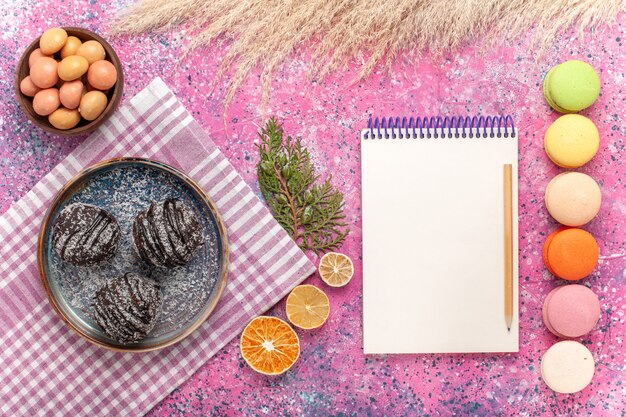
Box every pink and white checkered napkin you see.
[0,78,316,417]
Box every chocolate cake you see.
[52,203,120,266]
[93,273,163,344]
[132,198,203,268]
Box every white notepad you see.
[361,116,519,354]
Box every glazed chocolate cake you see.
[53,203,120,266]
[132,198,203,268]
[93,273,163,344]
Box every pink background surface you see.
[1,1,625,416]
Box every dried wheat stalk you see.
[110,0,626,108]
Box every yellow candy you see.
[79,91,108,121]
[58,55,89,81]
[60,36,82,59]
[49,108,81,130]
[40,28,68,55]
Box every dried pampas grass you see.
[110,0,626,107]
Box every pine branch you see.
[256,118,349,254]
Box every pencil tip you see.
[507,327,511,332]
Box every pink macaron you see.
[542,287,562,336]
[542,284,600,338]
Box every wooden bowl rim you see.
[15,27,124,136]
[37,157,230,352]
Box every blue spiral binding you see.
[364,115,516,139]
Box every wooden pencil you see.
[503,164,513,331]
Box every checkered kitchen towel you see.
[0,78,316,416]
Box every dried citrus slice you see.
[240,316,300,375]
[286,285,330,329]
[319,252,354,287]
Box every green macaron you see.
[543,60,600,113]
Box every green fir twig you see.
[256,118,349,254]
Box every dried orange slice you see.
[286,285,330,329]
[240,316,300,375]
[319,252,354,287]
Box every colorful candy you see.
[79,91,108,121]
[19,76,41,97]
[58,55,89,81]
[19,28,117,129]
[48,108,81,130]
[39,28,68,55]
[59,80,85,109]
[32,88,60,116]
[76,40,106,64]
[60,36,82,59]
[87,60,117,90]
[30,57,58,89]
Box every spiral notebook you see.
[361,116,519,354]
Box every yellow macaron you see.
[544,114,599,168]
[544,115,599,168]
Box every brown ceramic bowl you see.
[15,27,123,136]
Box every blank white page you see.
[361,130,519,354]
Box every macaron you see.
[545,172,601,226]
[543,228,599,280]
[542,284,601,338]
[544,115,599,168]
[541,340,595,394]
[543,60,600,113]
[542,287,562,336]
